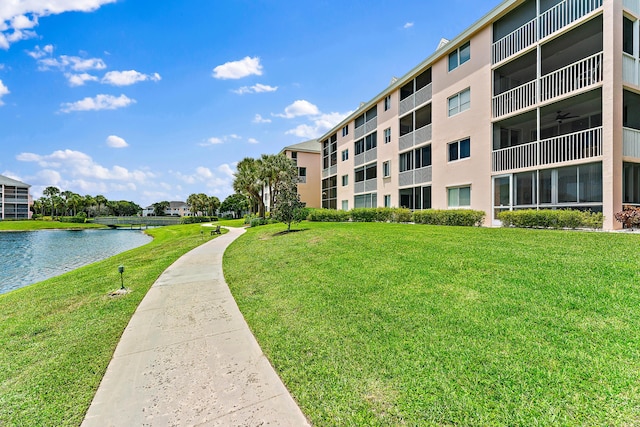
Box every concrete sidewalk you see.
[82,227,310,426]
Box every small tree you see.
[271,174,306,232]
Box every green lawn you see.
[223,222,640,426]
[0,224,223,426]
[0,220,105,231]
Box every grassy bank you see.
[224,222,640,426]
[0,220,106,231]
[0,223,223,426]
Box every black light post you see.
[118,265,125,289]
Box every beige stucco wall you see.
[288,149,322,208]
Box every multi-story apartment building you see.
[0,174,32,220]
[264,140,322,211]
[319,0,639,230]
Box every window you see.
[322,176,337,209]
[448,186,471,208]
[355,114,365,128]
[291,152,297,160]
[342,149,349,161]
[399,151,414,172]
[400,186,432,210]
[365,106,377,122]
[355,139,365,155]
[400,146,431,172]
[383,161,391,178]
[322,134,337,169]
[342,200,349,211]
[448,41,470,71]
[342,174,348,186]
[384,195,391,207]
[354,193,377,208]
[624,16,634,56]
[365,132,377,150]
[448,88,471,116]
[384,128,391,144]
[298,167,306,177]
[384,95,391,111]
[448,138,470,161]
[355,163,377,182]
[342,125,349,137]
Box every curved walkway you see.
[82,227,310,426]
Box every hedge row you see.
[307,208,485,227]
[58,215,87,223]
[181,216,218,224]
[497,209,603,229]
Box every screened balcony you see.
[492,0,602,64]
[492,15,602,118]
[399,104,432,151]
[624,90,640,158]
[493,90,602,172]
[399,68,432,116]
[354,106,377,139]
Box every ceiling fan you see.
[555,110,578,123]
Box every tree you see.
[207,195,221,217]
[233,157,265,217]
[43,186,60,217]
[95,195,107,216]
[220,193,249,219]
[152,201,170,216]
[271,166,306,232]
[83,195,96,217]
[259,154,297,212]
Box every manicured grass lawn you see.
[216,218,246,227]
[224,222,640,426]
[0,224,224,426]
[0,220,105,231]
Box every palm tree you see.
[83,195,95,217]
[95,195,107,216]
[207,196,221,216]
[42,186,60,218]
[233,157,265,217]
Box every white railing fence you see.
[624,127,640,157]
[492,80,536,117]
[540,51,602,102]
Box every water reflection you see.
[0,229,152,294]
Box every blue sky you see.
[0,0,497,207]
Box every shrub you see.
[413,209,485,227]
[374,208,394,222]
[392,208,413,223]
[181,216,218,224]
[614,206,640,229]
[58,215,87,224]
[350,208,378,222]
[307,209,350,222]
[498,209,603,229]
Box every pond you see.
[0,229,153,295]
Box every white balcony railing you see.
[492,126,602,172]
[624,127,640,157]
[539,0,602,39]
[624,54,638,86]
[492,18,537,64]
[491,0,602,64]
[492,80,536,118]
[540,51,602,102]
[625,0,640,16]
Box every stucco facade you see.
[319,0,639,230]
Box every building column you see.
[602,0,623,230]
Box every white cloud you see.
[404,22,414,29]
[199,134,242,147]
[1,0,117,49]
[60,94,135,113]
[0,79,9,105]
[170,164,235,196]
[17,149,154,184]
[212,56,263,80]
[106,135,128,148]
[26,44,53,59]
[37,54,106,71]
[203,137,223,146]
[102,70,161,86]
[285,111,352,139]
[247,138,259,144]
[232,83,278,95]
[274,100,320,118]
[65,72,98,86]
[253,114,271,124]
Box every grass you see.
[223,222,640,426]
[0,220,106,231]
[0,223,225,426]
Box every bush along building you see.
[318,0,640,230]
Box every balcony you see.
[399,124,432,151]
[492,52,602,118]
[322,165,337,178]
[399,166,432,187]
[354,147,378,167]
[354,179,377,194]
[399,83,432,116]
[492,126,602,172]
[624,127,640,158]
[624,54,639,86]
[492,0,602,64]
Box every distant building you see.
[0,174,32,220]
[264,139,322,211]
[142,201,191,217]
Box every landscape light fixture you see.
[118,265,125,289]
